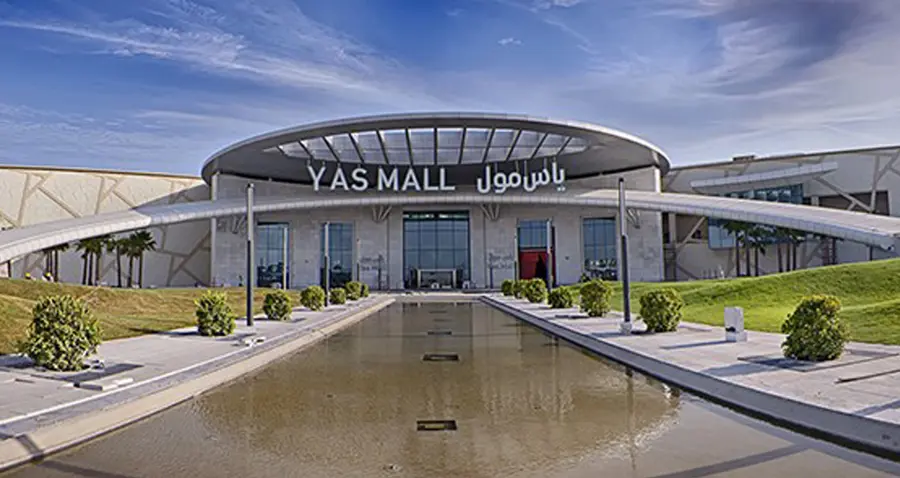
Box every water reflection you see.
[191,302,680,477]
[6,301,898,478]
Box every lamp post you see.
[513,230,519,281]
[282,225,288,290]
[619,178,632,334]
[245,184,255,327]
[545,219,553,291]
[323,222,330,305]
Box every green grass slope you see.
[0,280,301,354]
[604,258,900,345]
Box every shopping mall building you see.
[2,113,900,290]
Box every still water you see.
[5,301,899,477]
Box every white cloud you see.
[498,37,522,46]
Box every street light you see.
[619,177,632,334]
[245,184,255,327]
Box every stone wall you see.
[0,166,210,287]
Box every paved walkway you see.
[484,295,900,457]
[0,296,392,444]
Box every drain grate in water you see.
[427,330,453,336]
[422,353,459,362]
[417,420,457,431]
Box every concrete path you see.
[483,295,900,458]
[0,295,393,471]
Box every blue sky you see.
[1,0,898,174]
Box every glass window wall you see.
[708,184,803,249]
[583,218,617,280]
[256,223,289,288]
[403,211,469,288]
[320,222,354,288]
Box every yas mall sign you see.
[307,162,566,195]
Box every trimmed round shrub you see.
[330,287,347,305]
[548,287,577,309]
[580,279,612,317]
[361,282,370,298]
[300,285,326,311]
[781,295,848,361]
[501,279,515,296]
[345,281,362,301]
[263,290,292,321]
[639,289,684,333]
[20,295,102,371]
[196,290,236,337]
[513,280,526,299]
[523,278,548,304]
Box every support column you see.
[245,183,255,327]
[619,178,632,334]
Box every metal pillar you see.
[323,222,330,305]
[246,184,255,327]
[619,178,632,334]
[356,237,361,281]
[513,230,519,280]
[281,226,288,289]
[545,219,553,291]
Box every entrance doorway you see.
[517,220,556,286]
[403,211,470,289]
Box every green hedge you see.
[580,279,612,317]
[330,287,347,305]
[548,287,577,309]
[360,282,370,298]
[523,278,548,304]
[345,281,363,301]
[20,295,102,371]
[501,279,515,296]
[263,290,292,321]
[196,291,236,337]
[513,280,526,299]
[781,295,848,361]
[300,285,326,311]
[639,289,684,332]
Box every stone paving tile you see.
[0,297,386,429]
[492,295,900,427]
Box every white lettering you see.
[422,167,440,191]
[476,166,492,194]
[330,168,349,191]
[308,164,327,192]
[377,167,398,191]
[493,171,509,194]
[351,167,369,192]
[439,167,455,191]
[507,172,522,189]
[401,168,421,192]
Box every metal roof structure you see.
[2,190,899,266]
[201,113,670,184]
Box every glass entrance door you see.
[403,211,470,289]
[256,223,289,288]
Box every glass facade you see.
[708,184,804,249]
[256,223,289,288]
[320,222,354,288]
[403,211,470,289]
[583,218,617,280]
[517,220,549,249]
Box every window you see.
[583,218,617,280]
[708,184,803,249]
[256,223,289,288]
[321,222,354,288]
[517,220,549,249]
[403,211,469,288]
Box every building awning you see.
[690,162,838,195]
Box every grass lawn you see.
[0,280,302,355]
[599,258,900,345]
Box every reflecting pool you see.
[5,301,899,477]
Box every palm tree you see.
[126,230,156,288]
[93,234,112,285]
[42,243,69,281]
[721,220,750,277]
[106,236,125,287]
[75,239,93,285]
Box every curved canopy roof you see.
[201,113,670,185]
[2,191,899,267]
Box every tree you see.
[107,237,126,288]
[126,230,156,288]
[721,220,750,277]
[747,225,770,276]
[42,243,69,281]
[93,234,112,285]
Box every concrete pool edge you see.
[0,296,395,472]
[481,295,900,459]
